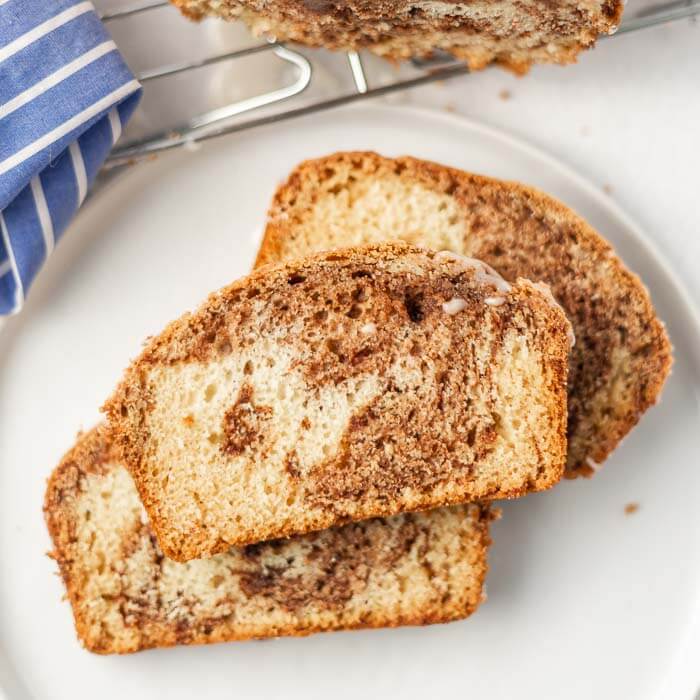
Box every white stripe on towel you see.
[30,176,55,256]
[0,2,95,64]
[0,213,25,312]
[0,80,140,176]
[0,259,11,278]
[69,142,88,205]
[0,41,117,119]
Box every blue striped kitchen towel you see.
[0,0,142,315]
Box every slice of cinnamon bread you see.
[45,426,493,654]
[257,152,672,477]
[172,0,623,74]
[104,243,570,561]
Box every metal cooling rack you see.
[103,0,700,166]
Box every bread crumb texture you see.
[171,0,623,74]
[44,427,493,654]
[104,243,569,560]
[257,152,672,478]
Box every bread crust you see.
[256,152,673,477]
[45,426,494,654]
[104,243,569,560]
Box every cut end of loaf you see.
[257,151,673,478]
[44,426,493,654]
[104,243,570,561]
[171,0,623,74]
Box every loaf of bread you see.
[257,152,672,477]
[44,426,493,654]
[104,243,570,561]
[172,0,623,73]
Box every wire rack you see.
[102,0,700,167]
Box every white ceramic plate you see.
[1,105,698,700]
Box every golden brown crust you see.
[256,152,673,477]
[104,243,569,561]
[43,426,119,653]
[45,427,493,654]
[171,0,623,74]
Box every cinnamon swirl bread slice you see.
[172,0,623,73]
[45,426,494,654]
[104,243,570,561]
